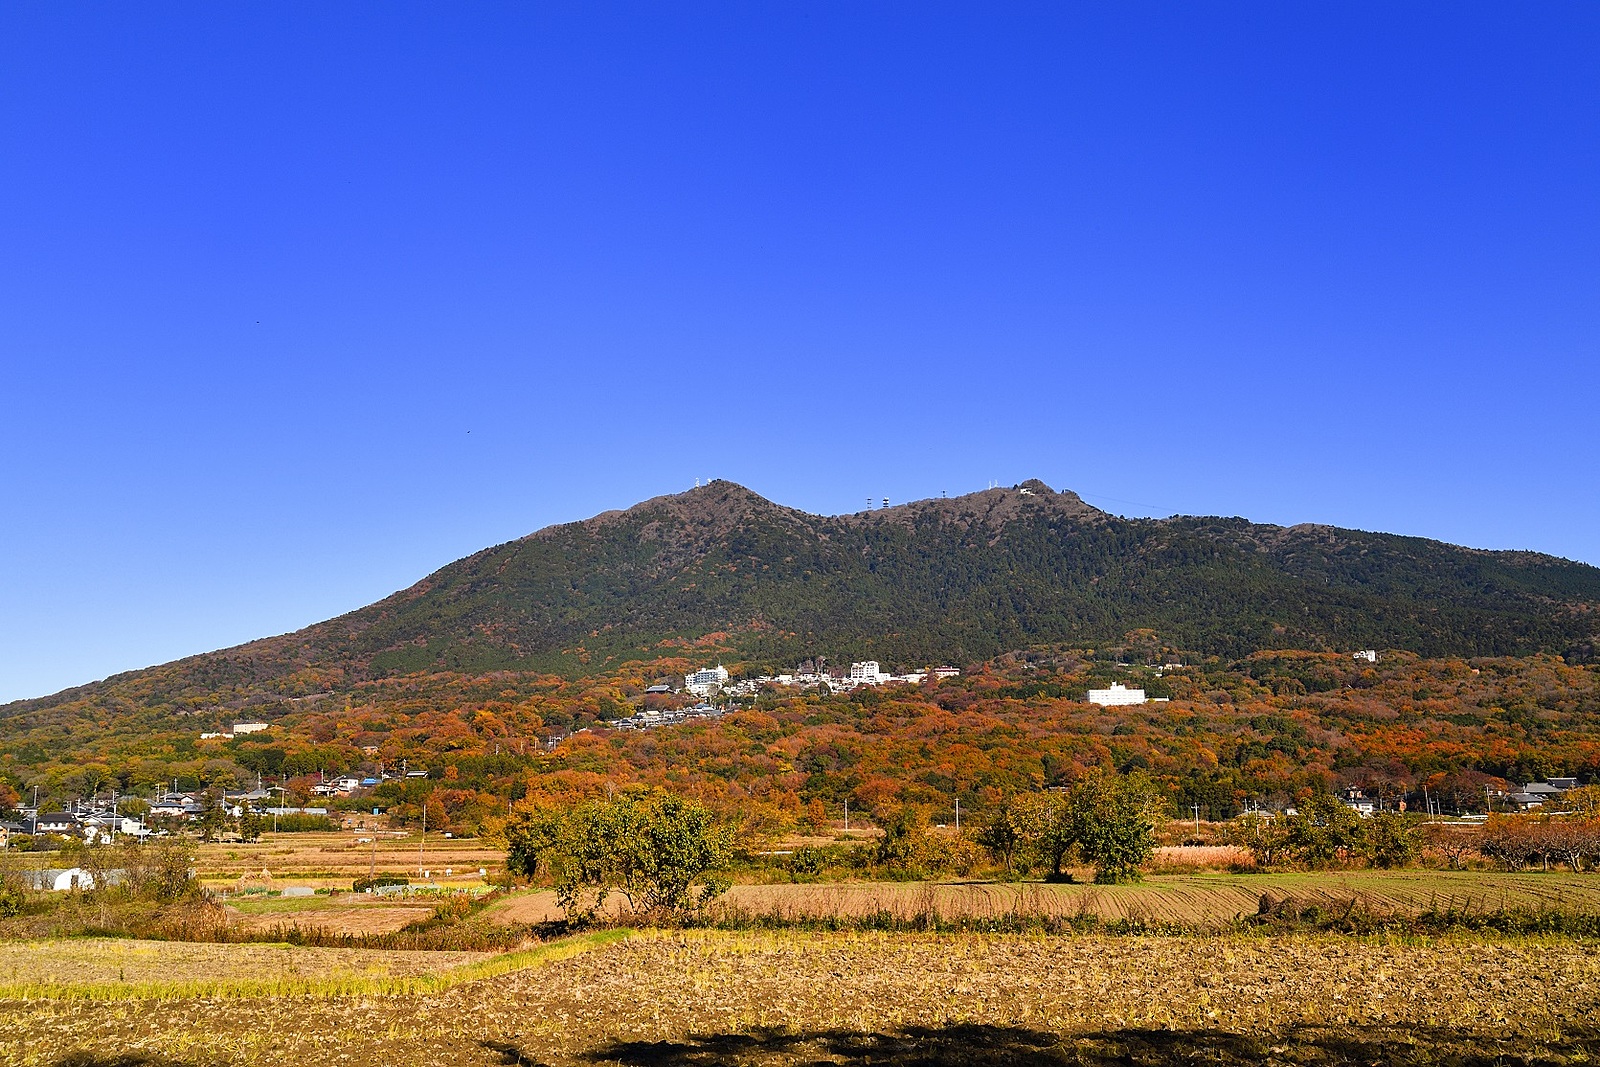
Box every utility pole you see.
[419,799,426,878]
[270,785,285,835]
[954,798,961,833]
[1192,803,1201,836]
[844,799,849,832]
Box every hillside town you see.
[607,661,960,731]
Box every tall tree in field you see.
[1067,768,1164,884]
[505,789,733,919]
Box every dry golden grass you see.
[0,937,489,987]
[223,900,436,936]
[0,929,1595,1065]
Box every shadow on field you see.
[476,1022,1600,1066]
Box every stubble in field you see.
[0,930,1595,1065]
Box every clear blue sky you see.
[3,4,1597,702]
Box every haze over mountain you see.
[11,481,1600,716]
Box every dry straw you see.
[0,928,633,1002]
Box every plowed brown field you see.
[482,870,1600,929]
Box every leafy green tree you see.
[1229,811,1291,868]
[239,808,266,843]
[977,800,1025,875]
[875,805,931,874]
[1018,792,1077,880]
[1067,769,1162,884]
[197,788,233,843]
[505,789,733,919]
[1362,811,1421,868]
[1283,794,1365,868]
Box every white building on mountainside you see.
[849,661,884,684]
[684,665,730,696]
[1087,683,1147,707]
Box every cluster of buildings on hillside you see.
[198,721,271,741]
[0,766,441,846]
[722,661,961,697]
[1504,777,1581,811]
[610,661,961,733]
[659,662,960,701]
[1332,777,1582,818]
[1,803,149,846]
[610,702,725,731]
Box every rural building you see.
[1508,779,1575,810]
[1340,787,1377,817]
[32,812,78,835]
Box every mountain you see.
[12,480,1600,714]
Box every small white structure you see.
[1353,650,1378,663]
[684,665,730,697]
[1087,683,1147,707]
[849,661,883,684]
[231,722,270,735]
[932,666,961,680]
[21,867,100,892]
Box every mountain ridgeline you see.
[16,480,1600,709]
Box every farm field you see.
[195,831,503,891]
[0,929,1595,1065]
[222,894,437,936]
[0,938,488,989]
[482,869,1600,930]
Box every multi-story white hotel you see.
[684,665,730,696]
[1087,683,1147,706]
[849,661,883,683]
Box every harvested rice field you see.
[223,898,437,936]
[483,870,1600,929]
[0,930,1596,1065]
[196,831,502,891]
[0,937,489,988]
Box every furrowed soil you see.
[0,931,1595,1065]
[482,870,1600,929]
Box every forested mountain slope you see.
[10,479,1600,719]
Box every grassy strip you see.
[0,928,634,1002]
